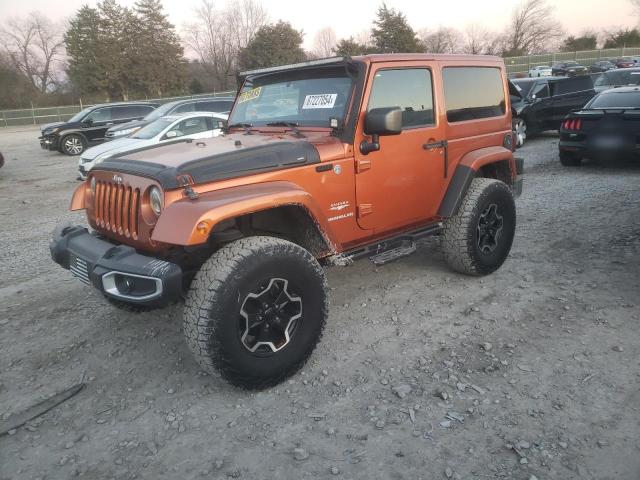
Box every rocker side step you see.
[369,240,417,265]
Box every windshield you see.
[143,102,176,122]
[588,91,640,109]
[228,67,354,128]
[68,107,94,123]
[132,118,172,139]
[512,80,535,97]
[595,69,640,86]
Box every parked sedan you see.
[613,57,635,69]
[39,102,158,156]
[78,112,227,179]
[105,96,234,140]
[552,61,588,77]
[593,67,640,93]
[589,60,616,73]
[559,86,640,166]
[529,65,552,77]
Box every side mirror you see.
[360,107,402,155]
[216,120,227,129]
[364,107,402,136]
[83,118,93,126]
[165,130,178,139]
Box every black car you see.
[559,86,640,166]
[551,61,588,77]
[39,102,158,156]
[105,97,234,140]
[510,76,595,146]
[593,67,640,93]
[589,60,616,73]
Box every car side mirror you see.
[216,120,227,129]
[83,119,93,126]
[165,130,178,139]
[361,107,402,155]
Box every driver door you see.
[354,65,446,233]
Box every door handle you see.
[423,139,449,178]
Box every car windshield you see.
[588,91,640,109]
[512,80,535,97]
[143,102,176,122]
[595,70,640,87]
[228,66,354,128]
[68,107,94,123]
[132,118,173,139]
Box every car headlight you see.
[114,127,139,137]
[90,176,96,193]
[93,153,112,166]
[149,187,163,215]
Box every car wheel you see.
[61,134,86,156]
[442,178,516,276]
[512,118,527,147]
[183,236,328,389]
[559,151,582,167]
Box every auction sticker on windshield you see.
[238,87,262,103]
[302,94,337,109]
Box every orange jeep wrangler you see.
[51,54,523,389]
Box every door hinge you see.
[356,159,371,173]
[357,204,373,217]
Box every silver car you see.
[78,112,227,179]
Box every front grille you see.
[94,180,140,239]
[69,255,90,285]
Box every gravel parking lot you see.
[1,126,639,480]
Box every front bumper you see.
[50,224,182,307]
[39,135,59,151]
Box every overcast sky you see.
[0,0,636,49]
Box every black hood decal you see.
[94,139,321,189]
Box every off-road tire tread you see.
[183,236,327,390]
[442,178,514,276]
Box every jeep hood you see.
[93,133,336,189]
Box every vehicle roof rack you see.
[240,56,349,78]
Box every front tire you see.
[512,118,527,147]
[442,178,516,276]
[183,236,328,389]
[61,134,86,156]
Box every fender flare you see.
[151,180,337,249]
[437,146,514,218]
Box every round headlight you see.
[90,176,96,193]
[149,187,163,215]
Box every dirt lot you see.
[0,126,639,480]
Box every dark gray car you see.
[593,67,640,93]
[105,97,234,140]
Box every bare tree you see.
[462,24,497,54]
[312,27,337,58]
[183,0,267,89]
[502,0,563,55]
[1,12,65,93]
[419,27,462,54]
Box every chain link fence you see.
[505,47,640,75]
[0,91,236,128]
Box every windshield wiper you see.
[266,121,305,137]
[227,122,254,134]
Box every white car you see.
[529,65,552,77]
[78,112,227,179]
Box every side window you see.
[85,107,111,123]
[111,106,135,120]
[443,67,506,122]
[133,105,155,117]
[197,100,233,112]
[367,69,435,128]
[166,116,210,137]
[173,102,196,114]
[532,83,549,99]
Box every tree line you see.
[1,0,640,109]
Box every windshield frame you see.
[228,61,365,141]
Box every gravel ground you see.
[0,127,639,480]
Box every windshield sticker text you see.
[302,94,337,109]
[238,87,262,103]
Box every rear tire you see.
[183,236,327,389]
[559,151,582,166]
[442,178,516,276]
